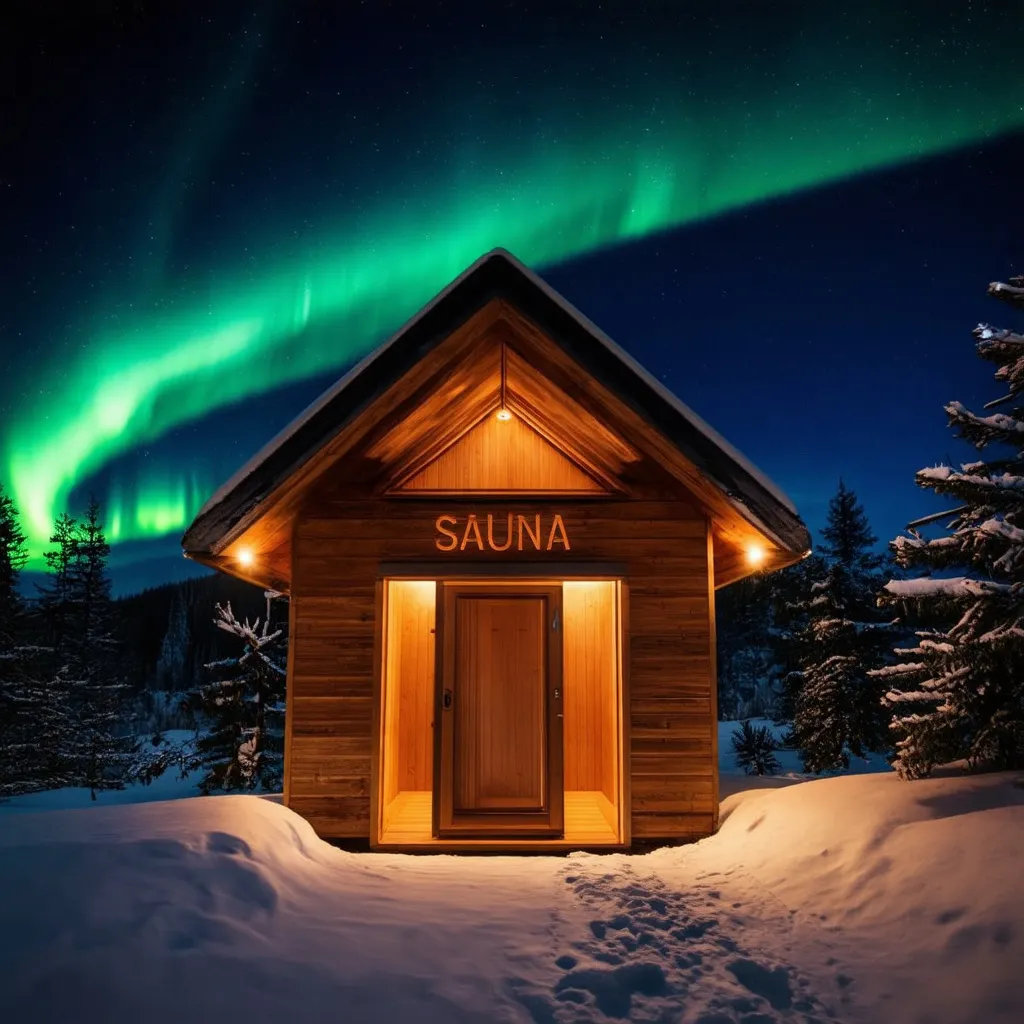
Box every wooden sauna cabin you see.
[181,248,810,851]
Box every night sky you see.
[2,1,1022,594]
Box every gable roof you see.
[182,248,810,559]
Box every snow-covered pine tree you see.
[68,498,135,797]
[183,594,287,793]
[877,276,1024,777]
[792,481,890,772]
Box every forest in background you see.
[2,273,1023,796]
[116,571,279,727]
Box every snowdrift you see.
[1,771,1022,1023]
[650,770,1024,1024]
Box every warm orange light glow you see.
[496,408,512,421]
[562,579,608,591]
[746,543,766,567]
[236,547,254,568]
[390,579,435,607]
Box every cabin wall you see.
[287,498,716,842]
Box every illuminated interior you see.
[377,578,624,846]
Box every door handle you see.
[443,688,453,711]
[551,608,560,631]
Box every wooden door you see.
[435,583,564,837]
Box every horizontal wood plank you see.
[291,697,373,738]
[630,776,714,812]
[628,595,710,625]
[631,812,715,838]
[289,796,371,836]
[631,752,716,776]
[630,735,712,756]
[630,697,712,716]
[291,673,374,699]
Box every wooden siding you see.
[287,497,716,842]
[396,410,607,493]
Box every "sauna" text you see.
[435,513,571,552]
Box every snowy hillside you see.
[2,770,1022,1023]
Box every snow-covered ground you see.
[2,727,1021,1023]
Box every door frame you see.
[433,580,565,838]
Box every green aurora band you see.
[6,12,1024,564]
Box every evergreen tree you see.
[29,511,81,788]
[716,553,834,723]
[766,553,826,723]
[68,498,134,797]
[156,586,190,691]
[819,480,883,570]
[0,483,27,622]
[716,574,776,719]
[31,500,137,795]
[792,481,890,772]
[183,594,287,793]
[730,720,781,776]
[0,484,45,796]
[877,276,1024,777]
[37,512,78,657]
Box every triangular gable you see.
[181,248,811,589]
[391,410,610,494]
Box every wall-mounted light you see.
[237,547,254,568]
[745,543,766,567]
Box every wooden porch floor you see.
[378,790,621,849]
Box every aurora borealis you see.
[4,2,1024,582]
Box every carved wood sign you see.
[435,513,571,552]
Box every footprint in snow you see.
[511,864,850,1022]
